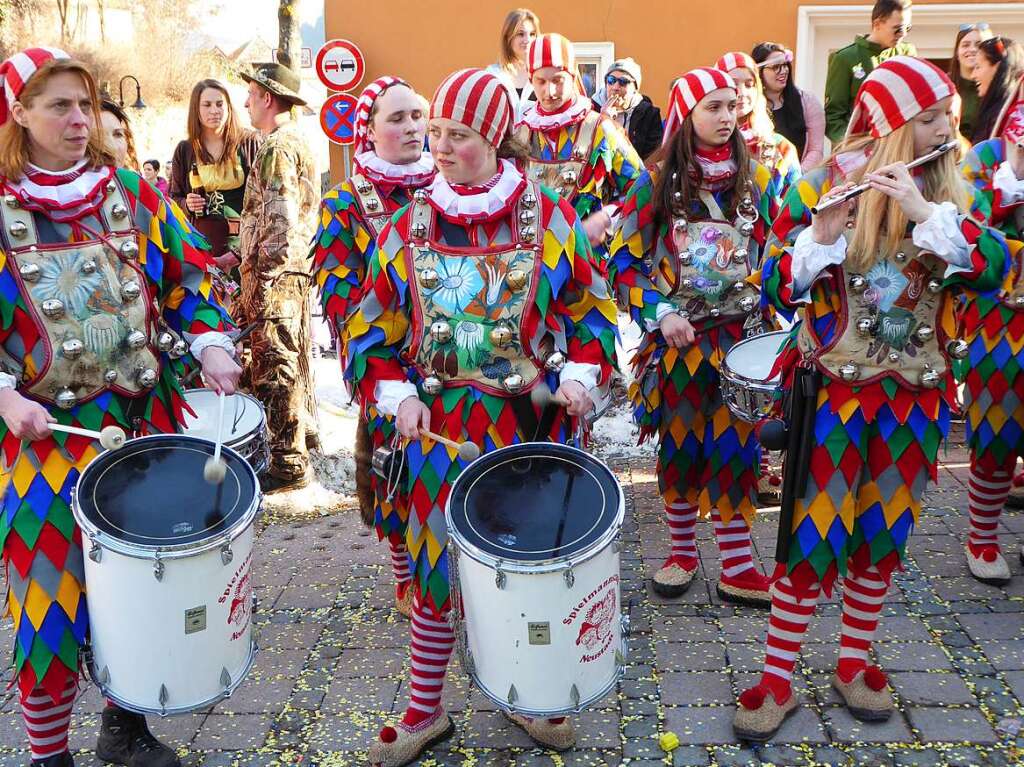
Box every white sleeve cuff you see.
[645,301,677,332]
[993,161,1024,204]
[0,372,16,390]
[791,226,846,302]
[190,331,236,359]
[374,380,419,417]
[559,361,601,391]
[912,202,971,276]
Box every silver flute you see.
[810,140,959,215]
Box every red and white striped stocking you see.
[401,595,455,728]
[21,679,76,760]
[390,538,412,585]
[711,508,755,577]
[967,465,1011,553]
[837,565,888,682]
[664,500,698,564]
[758,576,820,701]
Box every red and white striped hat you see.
[715,52,758,76]
[663,67,736,146]
[353,75,409,155]
[0,47,70,127]
[992,73,1024,141]
[528,33,575,76]
[430,68,513,148]
[846,56,955,139]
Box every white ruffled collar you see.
[8,161,116,222]
[519,96,592,131]
[427,159,526,222]
[354,151,435,186]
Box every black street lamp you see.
[118,75,146,110]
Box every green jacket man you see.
[823,0,917,142]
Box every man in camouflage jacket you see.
[239,62,319,492]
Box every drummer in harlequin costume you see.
[0,49,241,766]
[608,67,782,607]
[516,33,643,255]
[349,68,619,766]
[310,76,434,618]
[715,52,802,197]
[957,89,1024,584]
[734,56,1009,740]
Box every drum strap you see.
[509,393,563,443]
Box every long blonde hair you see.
[835,124,970,273]
[498,8,540,71]
[0,59,115,180]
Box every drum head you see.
[181,390,265,444]
[75,435,258,548]
[726,331,789,382]
[447,443,621,563]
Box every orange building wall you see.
[324,0,999,177]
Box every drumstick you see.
[420,429,481,461]
[203,390,228,484]
[810,140,958,215]
[179,322,259,387]
[48,423,126,451]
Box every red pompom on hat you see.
[430,68,513,148]
[352,75,409,155]
[527,33,575,76]
[716,51,758,75]
[845,55,955,139]
[0,46,70,127]
[662,67,736,146]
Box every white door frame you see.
[575,41,616,95]
[796,3,1024,100]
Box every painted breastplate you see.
[405,184,553,397]
[351,173,396,239]
[798,239,967,390]
[654,191,760,324]
[518,112,600,201]
[0,181,165,409]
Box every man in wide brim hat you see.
[240,61,307,106]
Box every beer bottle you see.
[190,161,208,218]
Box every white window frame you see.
[574,41,616,97]
[796,3,1024,101]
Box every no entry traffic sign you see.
[316,39,365,92]
[320,93,359,146]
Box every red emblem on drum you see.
[575,590,616,652]
[219,552,253,641]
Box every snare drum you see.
[446,443,626,717]
[181,389,270,474]
[720,331,788,423]
[73,435,260,715]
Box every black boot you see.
[30,753,74,767]
[96,706,180,767]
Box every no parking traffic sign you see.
[316,39,365,92]
[320,93,359,146]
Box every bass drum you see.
[446,442,626,717]
[73,435,260,715]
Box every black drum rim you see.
[72,434,262,560]
[445,441,625,573]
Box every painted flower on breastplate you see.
[32,251,128,355]
[864,261,908,313]
[430,258,485,314]
[454,320,486,366]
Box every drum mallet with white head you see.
[48,423,127,451]
[420,429,481,461]
[203,390,228,484]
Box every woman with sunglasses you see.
[593,58,663,160]
[972,36,1024,143]
[752,43,825,171]
[948,23,996,139]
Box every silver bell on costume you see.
[918,368,941,389]
[488,325,513,348]
[120,240,140,259]
[42,299,65,319]
[413,189,429,204]
[913,325,934,342]
[855,317,875,337]
[506,270,528,291]
[561,169,578,185]
[19,263,40,282]
[887,351,901,363]
[170,340,188,358]
[927,279,943,294]
[356,181,373,194]
[946,339,969,359]
[110,203,129,221]
[126,330,148,350]
[8,221,28,239]
[137,368,159,388]
[364,197,380,211]
[849,275,868,293]
[430,321,453,344]
[838,363,860,382]
[104,369,118,384]
[544,351,566,372]
[420,268,440,290]
[81,259,98,275]
[738,221,755,237]
[521,192,537,209]
[411,222,427,239]
[156,332,175,352]
[121,281,141,301]
[422,376,443,395]
[502,373,525,394]
[61,339,84,359]
[55,389,77,410]
[737,296,756,313]
[732,248,749,265]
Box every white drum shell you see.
[720,330,787,423]
[181,389,269,473]
[82,520,256,715]
[452,542,625,716]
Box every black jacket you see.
[593,94,663,161]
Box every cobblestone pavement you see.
[1,432,1023,767]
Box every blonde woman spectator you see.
[486,8,540,120]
